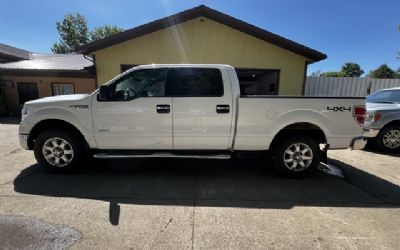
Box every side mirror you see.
[98,85,109,101]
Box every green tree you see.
[51,13,123,54]
[320,71,346,77]
[89,25,123,41]
[309,70,321,77]
[341,62,364,77]
[319,62,364,77]
[368,64,397,78]
[51,13,89,54]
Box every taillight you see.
[353,105,366,126]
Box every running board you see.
[93,152,231,160]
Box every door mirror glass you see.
[98,85,109,101]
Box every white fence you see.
[304,77,400,97]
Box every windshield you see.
[367,89,400,104]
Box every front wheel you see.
[34,129,85,173]
[376,125,400,153]
[272,135,321,177]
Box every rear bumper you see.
[19,133,29,150]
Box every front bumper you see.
[349,136,368,150]
[349,128,380,150]
[19,134,29,150]
[362,128,380,138]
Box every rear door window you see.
[175,68,223,97]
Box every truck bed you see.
[234,96,365,150]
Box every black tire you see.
[33,129,85,173]
[376,125,400,153]
[272,135,321,178]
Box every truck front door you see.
[92,68,173,149]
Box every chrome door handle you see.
[156,104,170,113]
[216,104,230,113]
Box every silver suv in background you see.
[364,88,400,152]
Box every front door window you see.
[106,68,169,101]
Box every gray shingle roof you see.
[0,43,31,61]
[0,53,93,70]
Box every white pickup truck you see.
[19,64,365,177]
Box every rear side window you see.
[175,68,223,97]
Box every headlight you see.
[373,112,382,122]
[21,106,30,121]
[365,111,381,123]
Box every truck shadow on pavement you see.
[364,142,400,157]
[13,158,400,225]
[0,116,20,124]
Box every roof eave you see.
[77,5,327,62]
[0,52,30,62]
[0,68,95,78]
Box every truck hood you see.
[366,102,400,112]
[24,94,91,109]
[26,94,89,104]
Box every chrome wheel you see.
[383,130,400,149]
[283,143,313,172]
[42,137,74,167]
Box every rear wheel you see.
[376,125,400,153]
[34,129,85,173]
[272,135,321,177]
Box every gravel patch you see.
[0,215,80,250]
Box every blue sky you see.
[1,0,399,75]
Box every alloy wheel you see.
[383,130,400,149]
[283,143,314,172]
[42,137,74,167]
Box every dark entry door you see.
[17,82,38,104]
[0,89,6,115]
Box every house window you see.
[17,82,38,104]
[52,83,74,95]
[236,69,280,95]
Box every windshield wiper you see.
[369,101,396,104]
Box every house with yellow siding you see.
[79,5,326,96]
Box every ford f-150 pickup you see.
[362,87,400,152]
[19,64,365,177]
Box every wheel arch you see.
[381,119,400,129]
[27,119,88,150]
[269,122,327,151]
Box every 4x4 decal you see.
[327,106,351,112]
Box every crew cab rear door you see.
[172,67,234,150]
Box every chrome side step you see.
[93,153,231,160]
